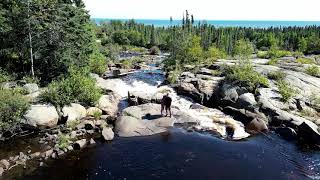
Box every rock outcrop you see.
[24,104,59,128]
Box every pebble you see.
[39,162,44,167]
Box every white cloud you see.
[83,0,320,21]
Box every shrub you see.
[150,46,161,55]
[0,69,14,83]
[167,69,181,84]
[205,47,227,63]
[40,69,102,107]
[297,58,315,64]
[22,75,40,84]
[267,71,287,81]
[224,64,269,92]
[56,133,71,150]
[277,80,297,103]
[89,51,107,75]
[121,59,133,69]
[305,65,320,77]
[267,48,292,59]
[0,88,30,131]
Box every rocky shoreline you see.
[0,55,319,178]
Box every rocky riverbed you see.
[0,55,319,179]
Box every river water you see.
[17,68,320,179]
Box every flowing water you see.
[9,67,320,179]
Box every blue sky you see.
[83,0,320,21]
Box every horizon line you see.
[90,17,320,22]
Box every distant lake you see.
[92,18,320,28]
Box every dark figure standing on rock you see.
[161,93,172,117]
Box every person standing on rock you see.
[161,93,172,117]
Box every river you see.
[8,66,320,180]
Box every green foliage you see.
[257,51,269,59]
[267,48,292,59]
[67,119,81,130]
[205,46,227,63]
[305,65,320,77]
[93,111,102,120]
[22,75,40,84]
[89,51,107,74]
[224,63,269,92]
[233,39,254,60]
[40,69,102,107]
[277,80,297,103]
[0,88,30,131]
[167,69,181,84]
[150,46,161,55]
[0,0,96,83]
[103,43,121,61]
[267,71,287,81]
[266,58,279,65]
[56,133,71,150]
[296,58,315,64]
[186,35,204,64]
[0,69,14,83]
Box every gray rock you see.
[238,93,257,109]
[116,104,176,137]
[30,152,41,159]
[102,127,114,141]
[197,68,212,76]
[62,103,87,123]
[23,83,39,94]
[90,138,96,145]
[73,139,87,150]
[0,167,3,176]
[298,121,320,145]
[96,93,121,116]
[0,159,10,170]
[220,84,239,102]
[24,104,59,128]
[245,118,268,133]
[180,72,195,78]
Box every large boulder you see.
[23,83,39,94]
[62,103,87,122]
[176,82,203,103]
[116,104,175,137]
[298,121,320,145]
[102,127,114,140]
[24,104,59,128]
[96,92,121,116]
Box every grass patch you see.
[277,80,297,103]
[266,58,279,65]
[257,51,268,59]
[167,69,182,84]
[305,65,320,77]
[267,71,287,81]
[93,111,102,120]
[297,58,315,64]
[67,119,81,130]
